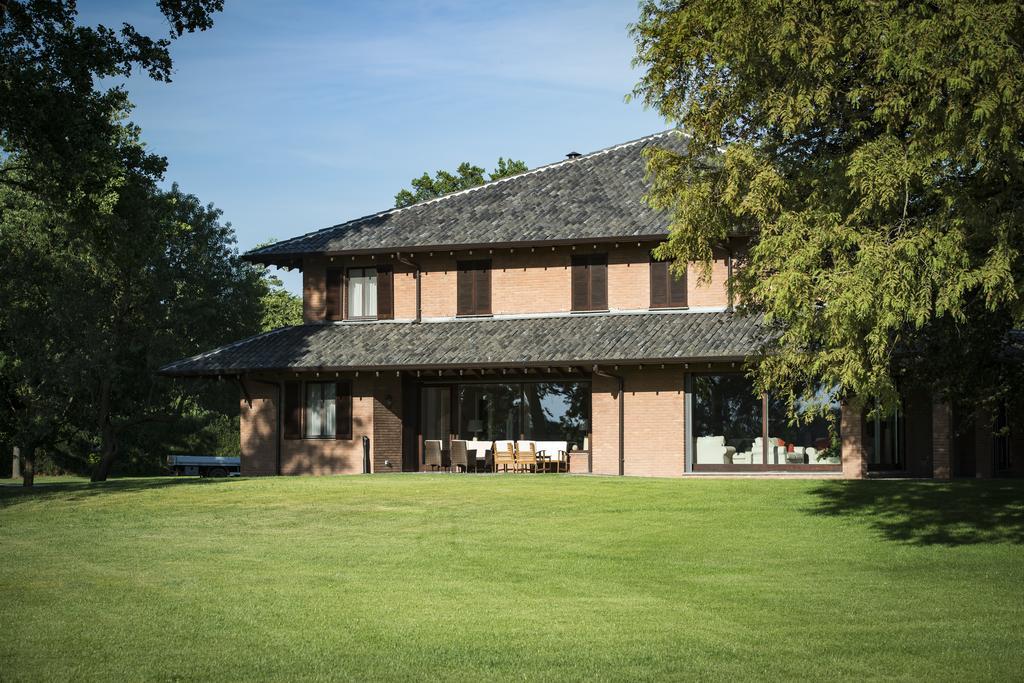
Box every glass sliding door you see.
[691,374,763,466]
[421,387,450,464]
[766,385,842,465]
[450,381,590,451]
[690,372,843,470]
[865,409,905,470]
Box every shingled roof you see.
[159,310,768,376]
[245,130,687,264]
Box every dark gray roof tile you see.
[246,131,686,261]
[159,311,769,376]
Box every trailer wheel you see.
[208,467,228,478]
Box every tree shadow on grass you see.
[0,476,237,510]
[806,479,1024,546]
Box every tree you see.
[0,143,273,483]
[0,0,223,212]
[252,240,303,331]
[630,1,1024,417]
[394,157,528,207]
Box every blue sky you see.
[79,1,666,293]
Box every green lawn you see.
[1,475,1022,681]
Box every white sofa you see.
[695,435,736,464]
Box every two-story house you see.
[160,131,1022,479]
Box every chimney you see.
[566,151,581,159]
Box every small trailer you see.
[167,454,241,478]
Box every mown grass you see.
[1,475,1022,681]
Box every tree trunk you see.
[11,446,20,479]
[21,446,34,487]
[91,420,117,482]
[91,376,116,482]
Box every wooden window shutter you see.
[571,256,589,311]
[650,259,668,308]
[589,255,608,311]
[376,266,393,320]
[284,381,302,439]
[475,261,491,314]
[669,264,687,306]
[457,264,474,316]
[325,269,343,321]
[335,380,353,440]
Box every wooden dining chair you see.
[515,440,538,473]
[493,440,516,473]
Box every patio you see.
[423,438,586,473]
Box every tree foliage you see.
[0,1,291,484]
[630,1,1024,416]
[394,157,528,207]
[0,0,223,212]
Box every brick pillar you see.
[841,402,866,479]
[372,378,402,473]
[974,407,993,479]
[932,400,952,479]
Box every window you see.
[305,382,337,438]
[283,380,353,440]
[650,258,687,308]
[571,254,608,312]
[454,381,590,451]
[347,267,377,319]
[767,386,842,465]
[692,374,763,466]
[457,260,491,316]
[691,373,843,469]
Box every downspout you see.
[726,244,735,312]
[593,366,625,476]
[247,377,283,475]
[395,254,422,323]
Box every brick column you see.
[372,377,403,473]
[974,407,993,479]
[841,402,867,479]
[932,400,953,479]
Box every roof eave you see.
[158,353,755,378]
[242,233,676,267]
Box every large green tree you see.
[0,0,223,213]
[630,1,1024,416]
[395,157,528,207]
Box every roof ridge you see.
[246,129,685,257]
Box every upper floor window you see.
[649,258,687,309]
[571,254,607,312]
[325,266,393,321]
[348,267,377,319]
[457,260,491,316]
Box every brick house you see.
[160,131,1023,479]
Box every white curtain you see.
[323,383,336,437]
[347,268,377,318]
[306,383,322,437]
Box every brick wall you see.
[686,246,732,308]
[280,376,374,475]
[303,256,326,323]
[590,368,686,477]
[372,377,403,472]
[840,402,867,479]
[240,384,278,476]
[932,400,952,479]
[301,243,736,322]
[591,373,621,475]
[622,368,686,476]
